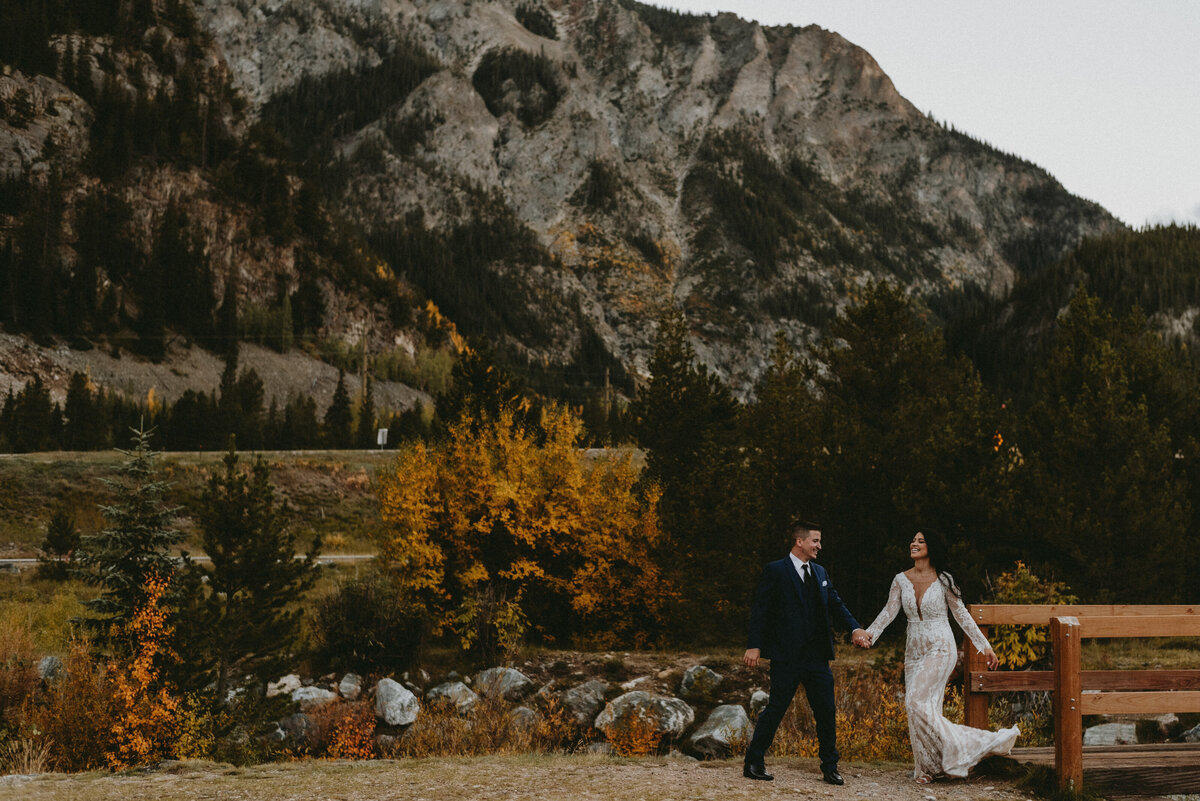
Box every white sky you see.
[660,0,1200,229]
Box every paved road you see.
[0,553,376,572]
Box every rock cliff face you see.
[190,0,1118,396]
[3,0,1121,401]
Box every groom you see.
[743,520,870,784]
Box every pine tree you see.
[64,371,104,450]
[324,370,353,448]
[355,377,376,449]
[74,426,183,652]
[175,445,320,698]
[37,506,80,581]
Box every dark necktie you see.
[803,563,818,604]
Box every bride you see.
[862,528,1019,783]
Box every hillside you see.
[2,0,1123,406]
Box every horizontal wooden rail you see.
[1080,690,1200,715]
[970,669,1200,693]
[1079,615,1200,639]
[968,604,1199,626]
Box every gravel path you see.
[0,755,1037,801]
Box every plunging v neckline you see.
[903,572,936,620]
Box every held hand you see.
[850,629,872,648]
[743,648,761,668]
[984,646,1000,670]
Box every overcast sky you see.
[660,0,1200,229]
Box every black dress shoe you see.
[822,768,844,785]
[743,763,774,781]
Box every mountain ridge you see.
[1,0,1122,405]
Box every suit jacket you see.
[746,557,861,662]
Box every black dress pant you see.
[744,656,839,771]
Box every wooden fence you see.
[963,604,1200,792]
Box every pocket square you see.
[822,581,828,587]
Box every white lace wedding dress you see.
[866,572,1020,779]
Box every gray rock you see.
[375,678,420,726]
[1182,722,1200,743]
[292,686,337,711]
[749,690,769,717]
[679,665,722,699]
[562,679,609,726]
[594,691,695,739]
[586,741,614,755]
[509,706,540,731]
[427,681,480,714]
[620,676,652,691]
[475,667,533,701]
[37,655,63,682]
[267,673,302,698]
[688,704,751,758]
[277,713,317,748]
[339,673,364,700]
[1083,722,1138,746]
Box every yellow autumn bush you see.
[375,402,674,660]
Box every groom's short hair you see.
[788,517,821,542]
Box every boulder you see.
[749,690,769,717]
[594,691,695,739]
[276,713,317,748]
[620,676,652,691]
[339,673,364,700]
[376,678,420,726]
[292,686,337,711]
[37,655,63,682]
[688,704,751,758]
[1083,722,1137,746]
[475,667,533,701]
[427,681,480,714]
[509,706,540,731]
[1183,722,1200,743]
[679,665,722,699]
[561,679,609,726]
[267,674,302,698]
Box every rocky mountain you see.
[2,0,1122,406]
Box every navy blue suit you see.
[745,557,861,772]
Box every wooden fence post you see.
[964,623,990,729]
[1052,616,1083,793]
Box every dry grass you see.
[0,754,1030,801]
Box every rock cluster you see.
[258,662,755,758]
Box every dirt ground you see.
[0,755,1038,801]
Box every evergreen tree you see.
[355,376,376,448]
[37,506,80,581]
[323,370,353,448]
[63,371,105,450]
[74,426,183,653]
[1013,292,1194,602]
[11,375,56,452]
[175,446,320,698]
[631,309,743,638]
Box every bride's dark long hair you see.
[919,527,962,599]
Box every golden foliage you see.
[105,573,181,769]
[312,700,377,760]
[602,708,662,757]
[375,404,673,653]
[987,561,1077,668]
[387,695,583,758]
[771,661,911,762]
[29,639,118,772]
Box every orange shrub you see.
[105,574,181,769]
[309,700,377,760]
[603,709,662,757]
[29,639,118,772]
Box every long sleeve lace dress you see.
[866,572,1019,779]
